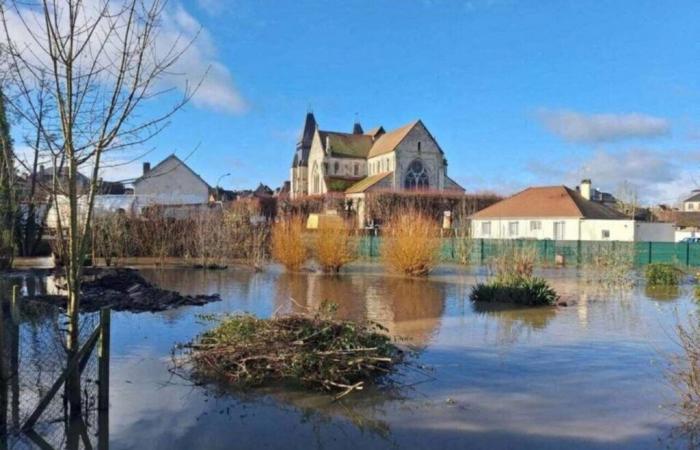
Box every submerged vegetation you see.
[646,263,682,286]
[182,313,404,398]
[669,315,700,445]
[582,242,636,287]
[470,276,558,306]
[271,216,309,271]
[314,220,357,273]
[381,211,440,276]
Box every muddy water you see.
[3,264,698,449]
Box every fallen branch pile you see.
[182,314,404,399]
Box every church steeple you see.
[352,121,363,134]
[293,112,317,168]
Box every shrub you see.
[582,242,635,287]
[489,242,537,280]
[381,211,440,276]
[469,276,558,306]
[181,313,403,398]
[271,216,308,271]
[668,315,700,442]
[314,220,356,273]
[645,263,682,286]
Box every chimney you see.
[143,162,151,175]
[580,179,592,200]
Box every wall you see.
[290,166,308,198]
[134,157,209,205]
[392,122,445,190]
[306,132,328,195]
[634,222,675,242]
[580,220,635,241]
[684,201,700,212]
[471,218,580,240]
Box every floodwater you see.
[1,264,698,449]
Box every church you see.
[290,112,464,199]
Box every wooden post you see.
[98,308,110,411]
[98,307,110,450]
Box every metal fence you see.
[358,236,700,267]
[1,277,110,450]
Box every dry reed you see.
[669,315,700,444]
[314,220,356,273]
[271,216,308,271]
[381,211,440,276]
[488,241,537,281]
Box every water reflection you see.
[0,277,110,450]
[645,285,682,301]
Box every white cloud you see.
[537,109,670,143]
[526,147,700,205]
[2,0,246,114]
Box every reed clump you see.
[183,313,404,398]
[669,316,700,443]
[582,242,635,287]
[381,211,440,276]
[271,216,308,271]
[314,220,356,273]
[489,242,537,279]
[645,263,682,286]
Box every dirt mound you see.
[33,268,221,313]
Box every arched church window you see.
[404,159,429,190]
[417,141,422,153]
[334,162,339,173]
[312,162,320,194]
[354,164,359,176]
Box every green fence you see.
[357,236,700,267]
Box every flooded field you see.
[1,264,697,449]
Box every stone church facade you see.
[290,113,463,200]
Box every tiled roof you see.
[367,121,418,158]
[684,193,700,202]
[319,131,374,158]
[471,186,629,220]
[317,121,420,160]
[345,172,393,194]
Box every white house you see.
[683,190,700,212]
[133,154,211,207]
[470,185,674,242]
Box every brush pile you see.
[183,314,404,398]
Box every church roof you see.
[317,120,420,160]
[319,131,374,158]
[346,172,393,194]
[471,186,629,220]
[367,121,418,158]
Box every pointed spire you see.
[352,113,363,134]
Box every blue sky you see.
[40,0,700,204]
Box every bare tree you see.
[0,0,196,415]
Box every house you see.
[133,154,210,206]
[470,183,674,242]
[289,112,464,199]
[683,190,700,212]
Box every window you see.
[386,158,390,171]
[404,159,429,189]
[354,164,359,176]
[601,229,610,239]
[553,221,566,240]
[481,221,491,236]
[323,162,328,174]
[312,162,320,194]
[417,141,422,153]
[508,221,519,237]
[689,203,695,211]
[530,220,541,231]
[333,162,339,174]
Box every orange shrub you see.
[314,220,356,273]
[271,216,308,271]
[382,211,440,276]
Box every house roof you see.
[134,154,210,189]
[684,192,700,202]
[471,186,630,220]
[345,172,393,194]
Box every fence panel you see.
[355,237,700,267]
